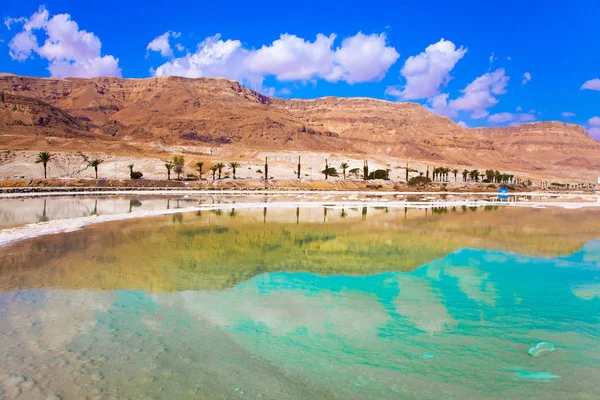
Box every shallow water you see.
[0,205,599,399]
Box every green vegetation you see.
[164,161,173,180]
[215,162,225,179]
[87,158,104,179]
[35,151,53,179]
[128,163,143,179]
[173,155,185,180]
[210,165,218,181]
[228,162,241,179]
[340,162,349,179]
[368,169,390,180]
[195,161,204,179]
[408,176,432,186]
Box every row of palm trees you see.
[30,151,588,188]
[163,157,242,181]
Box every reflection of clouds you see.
[444,266,498,306]
[178,287,388,339]
[571,283,600,300]
[581,240,600,265]
[1,290,113,350]
[395,275,455,334]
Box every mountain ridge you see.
[0,74,598,180]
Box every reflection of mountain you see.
[1,247,599,399]
[1,206,600,292]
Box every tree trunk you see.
[95,166,98,179]
[325,159,328,179]
[297,156,301,179]
[363,161,368,181]
[44,163,47,179]
[264,157,268,182]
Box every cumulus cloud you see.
[589,117,600,140]
[522,72,531,85]
[427,93,457,118]
[581,78,600,91]
[457,121,469,128]
[487,111,535,124]
[146,30,181,57]
[152,31,398,94]
[489,52,496,63]
[448,69,509,119]
[561,111,576,117]
[5,6,121,78]
[385,38,466,100]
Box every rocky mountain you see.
[1,74,598,180]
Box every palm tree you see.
[215,162,225,179]
[195,161,204,179]
[462,169,469,182]
[340,162,349,179]
[494,170,502,184]
[470,169,480,182]
[210,165,218,181]
[128,163,134,178]
[228,162,241,179]
[452,169,459,182]
[363,160,369,181]
[87,158,104,179]
[297,156,301,179]
[349,168,360,179]
[164,161,173,180]
[264,157,269,181]
[35,152,53,178]
[324,159,329,179]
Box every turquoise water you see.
[0,207,599,398]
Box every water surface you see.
[0,205,599,399]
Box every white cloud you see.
[561,111,576,117]
[448,69,509,119]
[153,31,398,94]
[590,117,600,126]
[175,43,185,52]
[457,121,469,128]
[428,93,457,118]
[6,6,121,78]
[488,111,535,124]
[507,56,512,61]
[489,52,497,63]
[522,72,531,85]
[147,30,181,57]
[385,38,466,100]
[516,106,522,111]
[581,78,600,91]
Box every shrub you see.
[368,169,390,180]
[130,171,143,179]
[408,176,432,186]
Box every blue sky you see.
[1,0,599,135]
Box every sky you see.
[1,0,599,137]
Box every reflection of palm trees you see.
[38,199,49,222]
[362,207,367,221]
[263,207,267,223]
[166,199,170,210]
[340,208,347,218]
[323,207,328,223]
[172,213,183,224]
[128,199,142,213]
[296,207,300,224]
[213,209,223,217]
[228,208,237,218]
[90,200,98,216]
[404,207,407,219]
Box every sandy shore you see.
[1,193,600,248]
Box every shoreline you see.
[0,187,599,199]
[1,197,600,248]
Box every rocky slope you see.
[0,74,598,180]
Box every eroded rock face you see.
[0,75,599,178]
